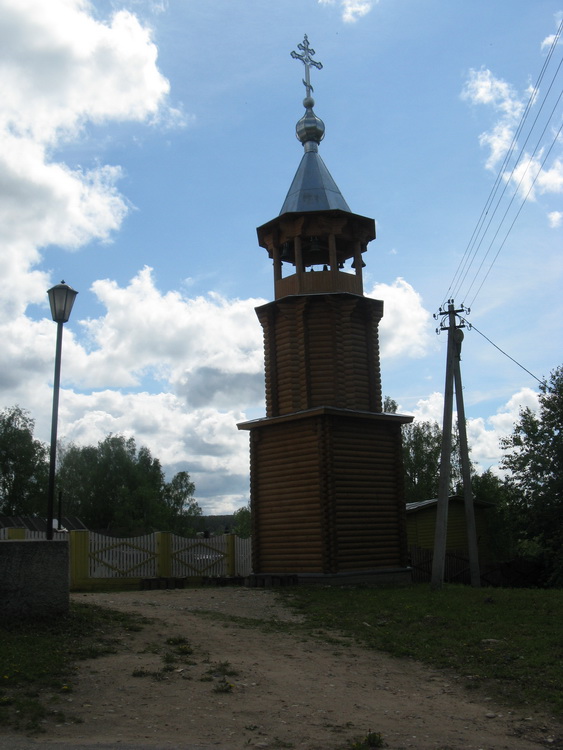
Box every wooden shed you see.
[406,496,494,560]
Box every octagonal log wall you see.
[246,410,409,575]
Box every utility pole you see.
[431,301,480,590]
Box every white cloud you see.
[462,68,523,121]
[548,210,563,227]
[0,1,170,142]
[541,13,563,50]
[478,122,517,171]
[0,265,266,513]
[411,392,444,423]
[462,59,563,225]
[318,0,375,23]
[0,0,177,312]
[461,68,524,170]
[0,1,244,511]
[77,267,266,398]
[536,156,563,194]
[367,278,435,359]
[59,389,252,512]
[502,151,563,202]
[409,387,541,474]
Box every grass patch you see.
[212,677,233,693]
[0,602,146,732]
[280,584,563,718]
[205,660,239,678]
[345,731,385,749]
[133,633,196,681]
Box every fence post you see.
[157,532,172,578]
[226,533,236,577]
[7,528,26,540]
[69,530,90,589]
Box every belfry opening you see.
[238,36,413,584]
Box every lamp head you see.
[47,281,78,323]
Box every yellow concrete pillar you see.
[7,528,26,540]
[69,530,90,589]
[157,532,172,578]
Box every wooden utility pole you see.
[431,302,480,589]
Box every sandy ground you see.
[0,587,561,750]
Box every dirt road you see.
[0,588,560,749]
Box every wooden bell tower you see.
[238,37,412,583]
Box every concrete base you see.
[247,568,412,587]
[0,540,69,619]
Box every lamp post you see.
[46,281,78,540]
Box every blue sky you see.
[1,0,561,514]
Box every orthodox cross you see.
[291,35,323,98]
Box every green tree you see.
[57,434,200,535]
[0,406,48,516]
[402,420,468,505]
[500,366,563,584]
[163,470,201,535]
[383,396,398,413]
[402,420,442,504]
[232,505,251,538]
[471,469,519,560]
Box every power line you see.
[441,19,563,309]
[444,19,562,305]
[466,117,563,308]
[457,56,563,305]
[460,317,545,385]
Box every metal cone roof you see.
[279,147,351,215]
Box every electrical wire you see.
[443,20,562,307]
[456,56,563,305]
[466,117,563,308]
[460,317,545,385]
[440,19,563,310]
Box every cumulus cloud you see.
[0,264,265,513]
[506,152,563,201]
[548,210,563,227]
[408,387,541,474]
[541,13,563,50]
[0,1,253,511]
[47,271,436,511]
[318,0,375,23]
[59,389,252,513]
[461,59,563,225]
[461,68,524,170]
[367,278,434,359]
[0,1,170,142]
[0,0,177,311]
[77,267,266,396]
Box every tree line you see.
[0,407,201,536]
[1,366,561,583]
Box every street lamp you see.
[46,281,78,540]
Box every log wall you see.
[256,293,384,417]
[247,411,409,575]
[249,418,325,574]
